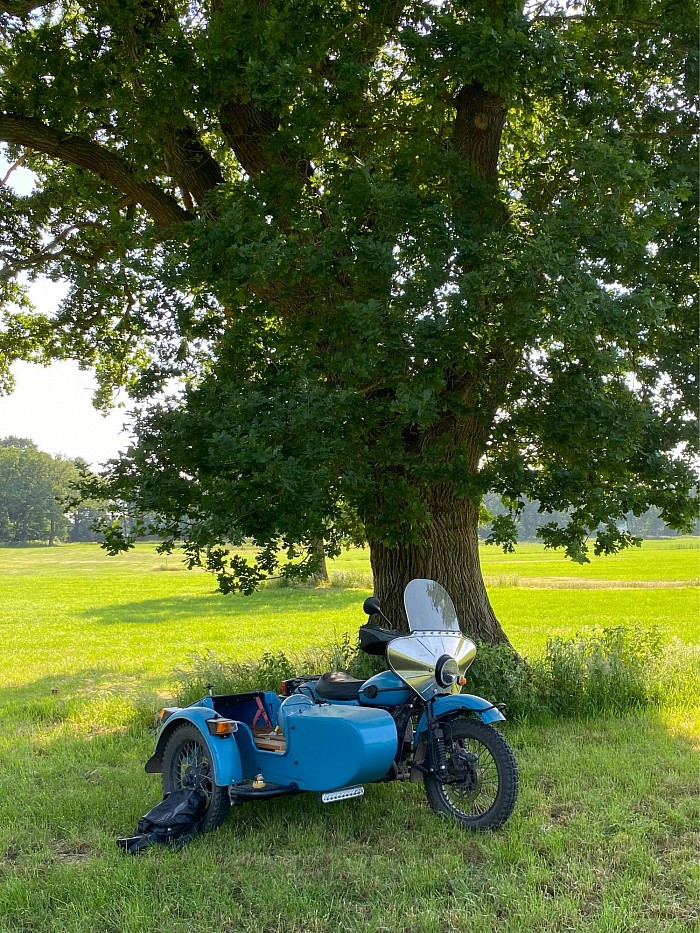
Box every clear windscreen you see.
[404,579,460,632]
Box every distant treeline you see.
[0,436,690,547]
[0,437,110,545]
[479,492,693,542]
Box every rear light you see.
[206,718,238,736]
[158,707,178,724]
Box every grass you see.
[479,538,699,584]
[0,540,698,932]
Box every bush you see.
[174,624,693,720]
[175,635,363,706]
[465,643,543,719]
[537,625,664,717]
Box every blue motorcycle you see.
[146,579,519,831]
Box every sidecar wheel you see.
[162,723,230,833]
[424,718,518,830]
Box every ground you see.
[0,540,698,932]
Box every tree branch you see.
[161,123,225,205]
[0,150,28,185]
[0,0,46,16]
[218,99,279,176]
[0,113,193,227]
[115,0,226,206]
[0,221,117,280]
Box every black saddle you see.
[315,671,366,701]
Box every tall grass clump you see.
[536,625,665,716]
[653,638,700,707]
[470,625,697,719]
[328,569,374,589]
[174,624,695,720]
[174,635,373,706]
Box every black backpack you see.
[117,789,207,854]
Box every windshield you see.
[386,579,476,699]
[404,579,460,633]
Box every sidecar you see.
[144,579,519,834]
[145,687,399,831]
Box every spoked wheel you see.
[161,723,230,833]
[424,717,518,830]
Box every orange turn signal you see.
[458,676,467,686]
[206,718,238,736]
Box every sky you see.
[0,357,132,467]
[1,155,131,467]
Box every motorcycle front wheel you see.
[424,717,518,830]
[161,723,230,833]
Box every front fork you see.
[415,700,448,779]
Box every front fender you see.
[414,694,505,743]
[145,706,243,787]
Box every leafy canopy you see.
[0,436,84,543]
[0,0,696,587]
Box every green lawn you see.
[480,537,699,584]
[1,541,696,694]
[1,541,698,932]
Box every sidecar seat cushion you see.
[315,671,366,701]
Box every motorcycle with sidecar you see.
[146,579,519,831]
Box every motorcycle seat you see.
[315,671,366,701]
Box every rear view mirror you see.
[362,596,382,616]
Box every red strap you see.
[252,695,272,729]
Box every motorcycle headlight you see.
[435,654,460,688]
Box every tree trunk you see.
[368,495,509,645]
[309,538,329,584]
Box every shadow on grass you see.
[84,587,367,626]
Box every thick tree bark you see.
[368,495,509,645]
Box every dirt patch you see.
[53,839,98,863]
[548,803,575,824]
[654,831,700,859]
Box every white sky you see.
[0,358,132,467]
[1,153,131,467]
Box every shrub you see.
[538,625,664,717]
[466,643,543,719]
[175,636,362,706]
[174,624,692,720]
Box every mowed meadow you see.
[1,540,698,933]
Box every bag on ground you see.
[116,789,206,854]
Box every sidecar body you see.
[146,689,399,800]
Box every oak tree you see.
[1,0,696,639]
